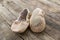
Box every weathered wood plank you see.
[45,25,60,40]
[0,4,16,25]
[0,21,23,40]
[45,14,60,30]
[0,4,23,40]
[0,1,55,40]
[45,15,60,40]
[48,0,60,5]
[17,0,60,13]
[19,28,55,40]
[37,0,60,12]
[0,0,60,40]
[2,0,22,17]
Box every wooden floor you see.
[0,0,60,40]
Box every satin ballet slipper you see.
[30,8,46,32]
[11,9,30,33]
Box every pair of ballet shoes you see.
[11,8,46,33]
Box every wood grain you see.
[0,0,60,40]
